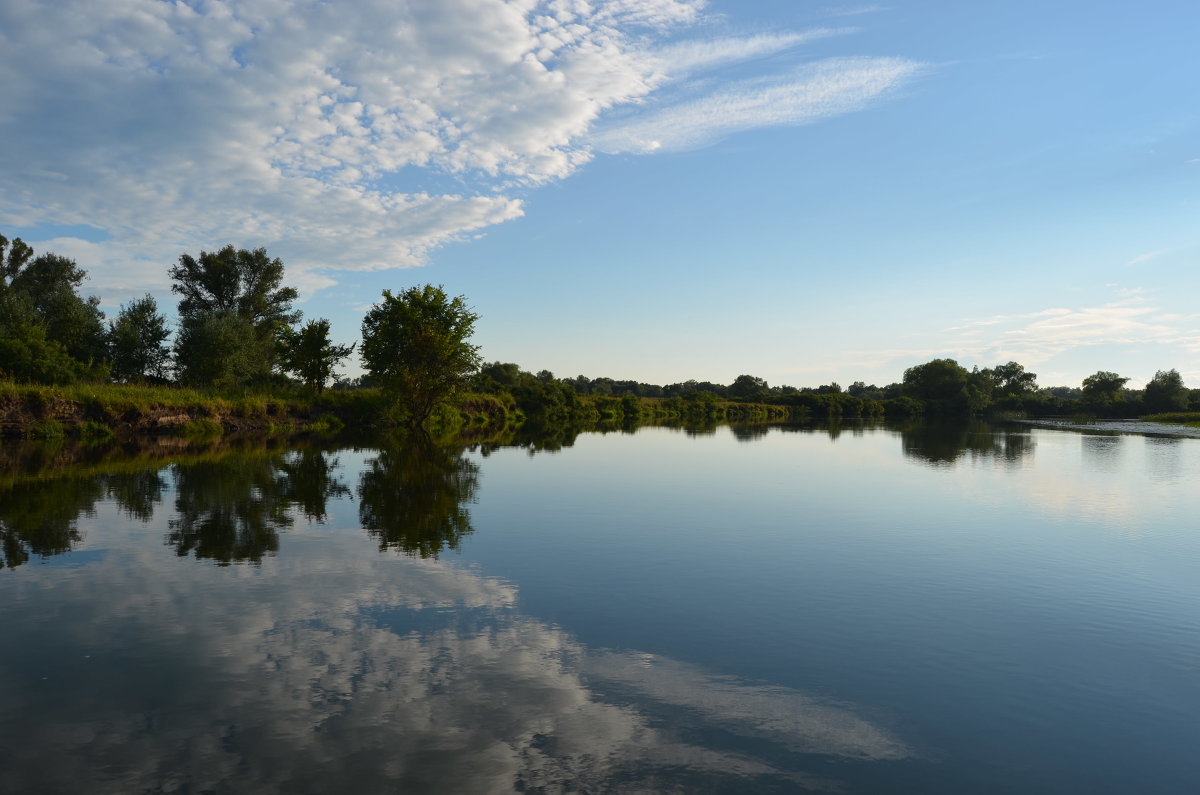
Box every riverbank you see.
[1019,417,1200,439]
[0,380,801,441]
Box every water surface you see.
[1,422,1197,793]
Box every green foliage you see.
[109,294,171,382]
[178,418,224,439]
[1142,411,1200,427]
[360,285,481,429]
[279,318,354,392]
[901,358,988,416]
[0,236,107,383]
[174,311,273,386]
[303,413,346,435]
[985,361,1038,396]
[5,249,107,365]
[78,421,115,443]
[0,292,92,383]
[1142,369,1188,414]
[1081,371,1129,408]
[728,374,769,398]
[170,245,300,386]
[28,420,65,440]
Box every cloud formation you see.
[1,0,920,295]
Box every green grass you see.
[178,418,224,439]
[1142,412,1200,427]
[28,419,65,440]
[78,420,115,443]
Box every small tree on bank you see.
[360,286,481,429]
[279,319,354,393]
[109,295,171,382]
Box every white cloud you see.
[1,0,919,296]
[822,4,887,18]
[1124,250,1168,267]
[647,28,856,77]
[591,56,924,154]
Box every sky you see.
[2,0,1198,389]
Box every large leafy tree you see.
[0,235,106,382]
[108,294,171,382]
[278,318,355,392]
[173,311,271,386]
[728,374,769,398]
[169,245,300,385]
[1142,368,1188,413]
[360,285,481,428]
[1081,371,1129,406]
[986,361,1038,395]
[902,358,990,415]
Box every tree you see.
[902,358,988,415]
[278,319,355,392]
[1142,369,1188,413]
[360,285,481,428]
[173,311,270,386]
[728,374,768,398]
[108,295,171,382]
[1081,371,1129,406]
[986,361,1038,395]
[0,291,87,383]
[169,245,300,385]
[0,235,107,381]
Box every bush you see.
[178,418,223,439]
[78,421,114,443]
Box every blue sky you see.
[2,0,1197,388]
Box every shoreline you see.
[1017,418,1200,439]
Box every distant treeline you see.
[450,358,1197,421]
[2,234,1195,430]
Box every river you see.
[1,421,1197,793]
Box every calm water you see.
[1,422,1198,793]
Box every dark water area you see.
[1,422,1198,793]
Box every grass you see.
[178,418,224,439]
[78,420,115,443]
[28,419,65,440]
[1142,411,1200,428]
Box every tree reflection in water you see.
[167,449,351,565]
[900,420,1035,467]
[357,438,480,558]
[1,421,1038,571]
[167,457,293,564]
[0,476,102,570]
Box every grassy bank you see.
[1142,411,1200,428]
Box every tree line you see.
[1,237,480,425]
[2,233,1194,427]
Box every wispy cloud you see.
[647,28,857,76]
[591,56,924,154]
[1124,250,1168,266]
[822,5,887,18]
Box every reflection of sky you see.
[0,496,908,794]
[5,426,1200,793]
